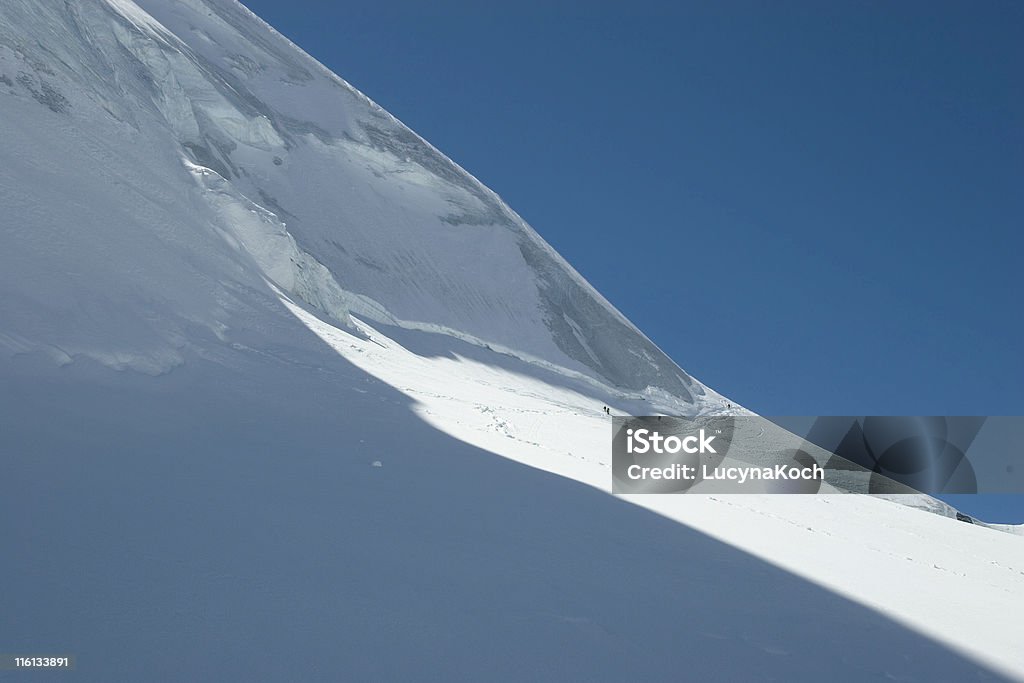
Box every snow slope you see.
[283,300,1024,681]
[1,1,1022,681]
[0,0,704,404]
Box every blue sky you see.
[241,0,1022,520]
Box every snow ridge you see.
[2,0,703,401]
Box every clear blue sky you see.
[241,0,1023,520]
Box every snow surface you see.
[1,0,1022,681]
[1,0,705,401]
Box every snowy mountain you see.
[1,1,1022,681]
[0,0,708,407]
